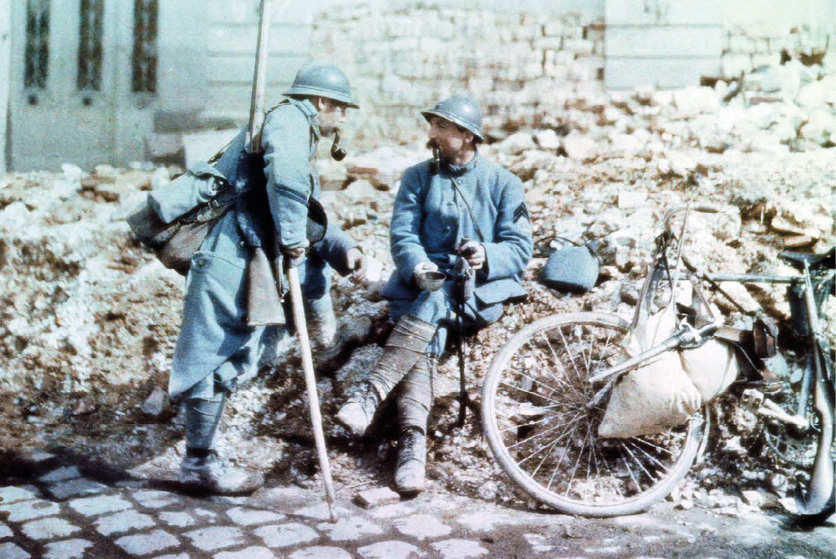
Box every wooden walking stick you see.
[288,265,339,522]
[246,0,338,521]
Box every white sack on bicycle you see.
[680,339,738,402]
[599,305,703,438]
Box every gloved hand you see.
[412,261,439,281]
[458,240,485,270]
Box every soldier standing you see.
[170,61,370,494]
[337,96,533,494]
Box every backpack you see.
[127,162,236,276]
[127,160,328,277]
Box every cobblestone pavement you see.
[0,452,833,559]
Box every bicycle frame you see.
[589,204,835,516]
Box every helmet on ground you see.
[421,95,483,141]
[284,61,359,108]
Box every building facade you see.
[0,0,832,172]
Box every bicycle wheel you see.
[482,312,706,517]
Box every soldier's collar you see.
[286,98,322,141]
[443,151,479,176]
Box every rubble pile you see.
[1,56,834,513]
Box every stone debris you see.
[139,386,169,417]
[0,21,834,548]
[353,487,402,509]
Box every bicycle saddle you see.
[778,247,835,271]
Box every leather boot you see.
[178,450,264,495]
[336,381,382,436]
[337,314,436,436]
[394,427,427,496]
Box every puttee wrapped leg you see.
[337,314,436,436]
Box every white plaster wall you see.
[0,0,10,177]
[722,0,836,33]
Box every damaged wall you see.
[311,1,835,146]
[311,4,606,145]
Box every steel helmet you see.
[421,95,483,141]
[283,61,359,108]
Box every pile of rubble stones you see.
[0,57,833,514]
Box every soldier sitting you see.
[337,96,533,495]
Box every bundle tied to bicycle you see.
[597,303,738,438]
[596,206,742,439]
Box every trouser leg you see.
[367,313,437,399]
[337,313,436,436]
[184,392,227,453]
[394,356,434,495]
[178,379,263,494]
[398,354,435,434]
[305,292,337,348]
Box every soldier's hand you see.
[347,248,383,284]
[413,261,439,281]
[282,241,309,267]
[458,241,486,269]
[346,247,364,272]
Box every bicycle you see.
[481,205,835,518]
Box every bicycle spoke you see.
[631,436,678,456]
[510,351,565,397]
[499,411,560,433]
[522,340,583,400]
[531,425,580,478]
[564,422,593,495]
[537,333,586,399]
[620,449,641,494]
[621,440,657,484]
[625,440,670,473]
[581,326,594,374]
[498,381,564,407]
[555,327,584,384]
[592,328,616,374]
[508,413,583,453]
[515,418,582,465]
[483,315,703,516]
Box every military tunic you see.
[382,153,533,356]
[169,98,355,399]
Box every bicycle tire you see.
[482,312,706,517]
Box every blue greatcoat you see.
[169,98,356,399]
[382,153,533,356]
